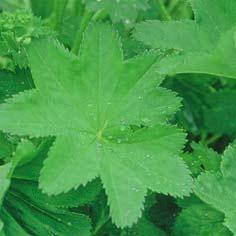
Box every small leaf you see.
[11,139,37,175]
[195,145,236,235]
[0,208,28,236]
[5,187,91,236]
[203,89,236,136]
[123,217,166,236]
[173,204,232,236]
[11,178,102,208]
[0,163,11,206]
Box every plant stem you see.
[23,0,31,9]
[52,0,69,32]
[167,0,180,13]
[92,9,108,21]
[205,135,221,146]
[154,0,172,21]
[71,11,94,54]
[93,216,110,236]
[73,0,85,17]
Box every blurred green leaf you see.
[195,145,236,234]
[204,89,236,136]
[0,163,11,206]
[173,204,232,236]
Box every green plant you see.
[0,0,235,235]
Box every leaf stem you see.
[73,0,85,17]
[154,0,172,21]
[205,134,221,146]
[71,10,94,54]
[93,215,110,236]
[92,9,108,21]
[167,0,180,13]
[23,0,31,9]
[52,0,69,32]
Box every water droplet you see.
[141,117,150,123]
[97,142,102,148]
[120,126,126,132]
[125,19,131,24]
[132,187,139,192]
[117,138,122,144]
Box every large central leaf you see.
[0,23,192,227]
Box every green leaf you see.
[195,145,236,234]
[148,194,179,231]
[203,89,236,136]
[0,208,29,236]
[221,145,236,179]
[5,190,91,236]
[0,56,14,71]
[135,0,236,79]
[163,74,214,135]
[0,10,51,70]
[0,132,14,160]
[0,163,11,206]
[0,220,3,233]
[11,179,102,208]
[123,217,166,236]
[31,0,54,18]
[13,138,54,181]
[182,142,221,177]
[176,194,202,209]
[0,0,30,11]
[83,0,149,22]
[173,204,232,236]
[10,140,37,175]
[0,69,33,104]
[0,23,192,227]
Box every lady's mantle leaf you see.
[0,208,28,236]
[135,0,236,79]
[0,23,192,227]
[203,89,236,136]
[5,185,91,236]
[195,145,236,235]
[173,204,232,236]
[11,179,102,208]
